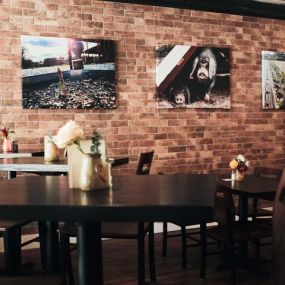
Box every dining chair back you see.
[254,167,282,180]
[111,157,129,167]
[136,150,154,175]
[160,171,209,273]
[252,167,282,221]
[31,151,45,157]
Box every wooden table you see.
[0,157,68,179]
[0,174,217,285]
[0,156,128,179]
[220,174,278,222]
[0,150,44,159]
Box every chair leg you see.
[181,225,187,269]
[252,197,258,222]
[162,222,168,257]
[200,223,207,279]
[148,222,156,282]
[38,221,47,272]
[3,226,22,275]
[228,241,236,285]
[255,240,261,263]
[138,222,145,285]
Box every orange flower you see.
[229,155,249,172]
[229,159,238,169]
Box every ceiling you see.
[105,0,285,20]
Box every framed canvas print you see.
[262,50,285,109]
[155,45,230,109]
[21,35,116,109]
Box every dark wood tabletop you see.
[220,174,279,196]
[220,174,278,222]
[0,174,217,224]
[0,173,217,285]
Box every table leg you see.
[3,226,21,275]
[77,222,103,285]
[7,171,16,179]
[238,194,248,264]
[238,193,248,223]
[39,221,59,274]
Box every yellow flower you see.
[229,159,238,169]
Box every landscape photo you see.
[262,50,285,109]
[21,35,116,109]
[155,45,230,109]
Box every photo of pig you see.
[155,45,230,109]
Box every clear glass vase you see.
[44,137,60,162]
[79,153,100,191]
[2,138,13,153]
[235,170,245,181]
[79,153,112,191]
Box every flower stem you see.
[74,140,84,154]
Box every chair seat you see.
[60,222,150,239]
[207,221,272,243]
[235,205,273,218]
[0,275,64,285]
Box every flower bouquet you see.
[229,154,250,181]
[1,127,15,153]
[54,120,110,190]
[53,120,84,152]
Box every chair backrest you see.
[111,157,129,168]
[32,151,44,157]
[135,150,154,175]
[254,167,282,179]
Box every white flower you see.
[54,120,83,149]
[237,154,246,163]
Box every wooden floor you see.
[0,231,273,285]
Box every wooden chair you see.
[111,157,129,167]
[251,167,282,221]
[162,221,205,271]
[0,175,43,275]
[135,150,154,175]
[160,172,207,272]
[0,220,33,275]
[205,185,272,285]
[59,150,156,285]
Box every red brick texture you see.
[1,1,285,175]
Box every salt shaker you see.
[231,170,236,181]
[12,141,19,153]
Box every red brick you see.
[1,1,285,174]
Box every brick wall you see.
[1,0,285,174]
